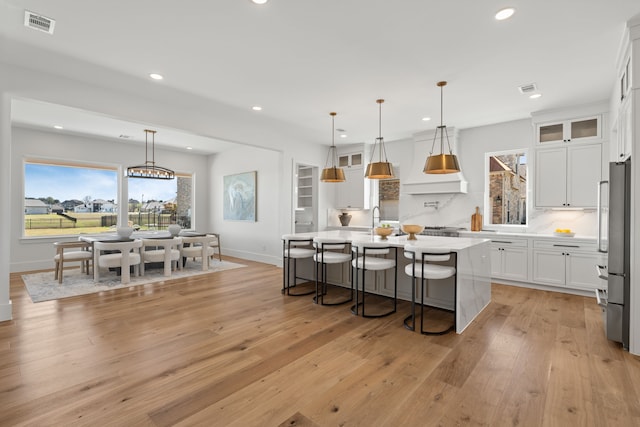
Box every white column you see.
[0,91,13,321]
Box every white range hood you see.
[402,128,468,194]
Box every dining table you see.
[79,230,209,276]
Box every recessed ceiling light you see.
[149,73,164,80]
[529,93,542,99]
[495,7,515,20]
[340,134,347,138]
[186,146,193,150]
[252,105,262,111]
[251,0,268,4]
[53,125,63,130]
[421,117,431,122]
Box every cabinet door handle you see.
[553,244,579,248]
[493,240,513,244]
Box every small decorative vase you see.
[168,224,182,236]
[339,213,352,227]
[116,226,134,239]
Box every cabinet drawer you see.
[490,238,528,248]
[533,239,597,252]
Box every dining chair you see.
[93,239,143,284]
[181,235,218,271]
[53,241,93,284]
[140,237,183,277]
[206,233,222,261]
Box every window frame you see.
[484,148,529,230]
[22,157,121,239]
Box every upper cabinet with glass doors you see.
[535,115,602,145]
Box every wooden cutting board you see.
[471,206,482,231]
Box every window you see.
[24,160,118,237]
[485,150,528,226]
[378,178,400,221]
[127,173,193,230]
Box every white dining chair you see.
[53,241,93,284]
[93,239,143,284]
[140,237,183,277]
[181,235,218,271]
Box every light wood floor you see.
[2,257,640,426]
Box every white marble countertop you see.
[294,230,490,251]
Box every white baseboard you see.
[221,249,281,266]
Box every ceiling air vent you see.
[24,11,56,35]
[518,83,537,94]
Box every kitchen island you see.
[290,230,492,333]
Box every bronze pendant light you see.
[365,99,394,179]
[424,81,461,174]
[127,129,175,180]
[320,112,346,182]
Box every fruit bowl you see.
[375,227,394,240]
[402,224,424,241]
[554,228,575,237]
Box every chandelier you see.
[424,81,461,174]
[320,112,346,182]
[365,99,394,179]
[127,129,175,180]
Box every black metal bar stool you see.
[403,243,457,335]
[350,241,397,318]
[282,234,315,296]
[312,237,353,305]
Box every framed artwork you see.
[223,171,257,221]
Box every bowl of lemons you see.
[553,228,575,237]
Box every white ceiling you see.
[3,0,640,153]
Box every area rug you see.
[22,259,246,303]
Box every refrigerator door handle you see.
[597,180,608,253]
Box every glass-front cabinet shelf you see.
[537,116,601,144]
[338,152,362,168]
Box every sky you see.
[25,164,177,202]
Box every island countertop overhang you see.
[290,230,490,252]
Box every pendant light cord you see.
[429,81,454,156]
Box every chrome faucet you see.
[371,205,380,230]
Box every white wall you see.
[10,126,210,272]
[209,142,330,266]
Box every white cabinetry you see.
[535,115,601,144]
[338,152,363,168]
[615,93,633,162]
[532,240,606,291]
[490,238,528,281]
[535,143,602,208]
[335,144,372,209]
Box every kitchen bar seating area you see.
[283,230,492,334]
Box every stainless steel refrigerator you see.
[597,158,631,349]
